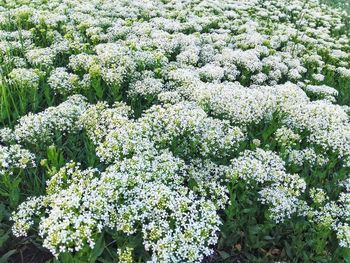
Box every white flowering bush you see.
[1,0,350,262]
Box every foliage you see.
[1,0,350,262]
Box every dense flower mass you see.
[1,0,350,262]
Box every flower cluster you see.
[12,154,222,262]
[12,95,88,144]
[8,68,40,89]
[48,67,80,95]
[228,149,307,222]
[0,144,36,176]
[3,0,350,261]
[81,101,245,163]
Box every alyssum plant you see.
[1,0,350,262]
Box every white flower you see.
[8,68,40,88]
[48,67,80,95]
[14,95,88,144]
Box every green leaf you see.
[283,240,293,258]
[9,188,20,208]
[343,248,350,263]
[0,204,6,222]
[60,252,76,263]
[0,249,17,263]
[0,231,9,247]
[218,250,231,260]
[89,234,105,263]
[98,258,115,263]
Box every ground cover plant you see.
[1,0,350,262]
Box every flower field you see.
[1,0,350,262]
